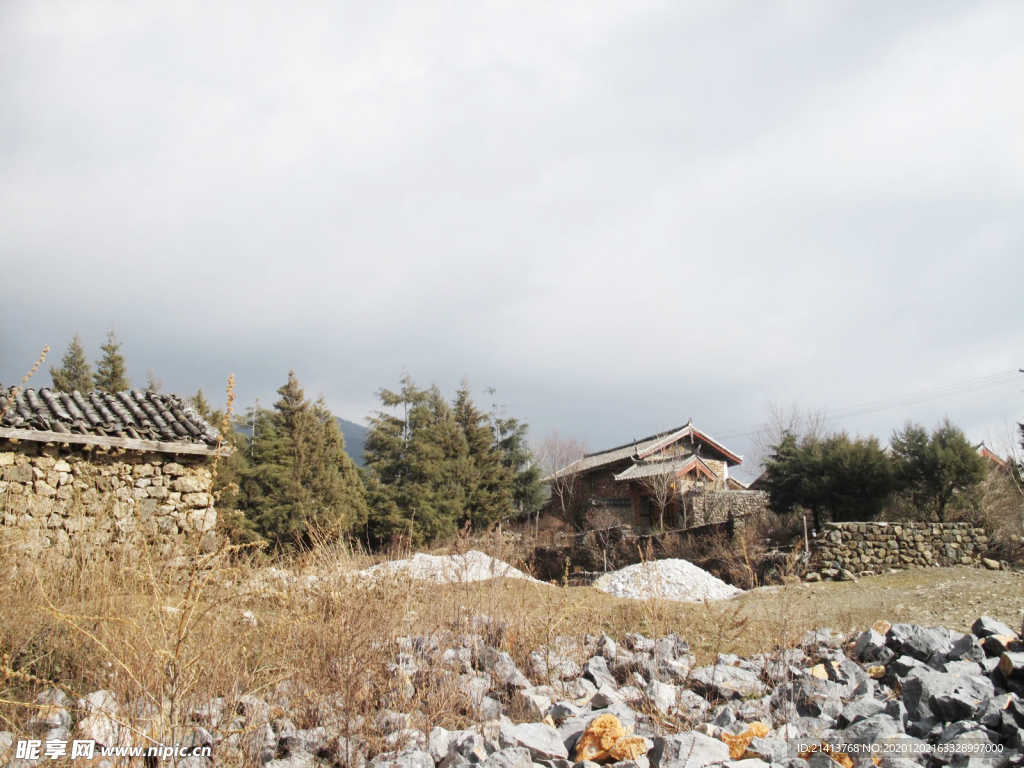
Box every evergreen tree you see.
[94,330,130,392]
[891,418,987,522]
[820,433,893,522]
[365,375,470,544]
[190,389,212,421]
[50,334,94,393]
[453,381,513,529]
[763,431,892,530]
[494,414,544,518]
[145,370,162,393]
[764,431,825,530]
[238,372,368,549]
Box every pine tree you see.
[190,389,212,421]
[365,375,470,544]
[50,334,94,393]
[238,372,368,549]
[493,414,544,518]
[94,330,130,392]
[145,370,162,393]
[891,418,987,522]
[453,381,513,529]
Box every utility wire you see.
[714,369,1022,442]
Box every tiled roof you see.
[613,454,716,482]
[0,386,221,450]
[555,421,742,478]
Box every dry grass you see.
[4,489,1024,764]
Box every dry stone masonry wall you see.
[690,490,769,527]
[809,521,989,577]
[0,438,216,557]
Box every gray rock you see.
[649,732,731,768]
[933,729,998,766]
[451,729,491,763]
[243,723,277,764]
[556,718,590,755]
[801,696,843,721]
[530,652,583,682]
[589,685,621,709]
[478,697,503,721]
[906,718,942,740]
[598,635,617,661]
[370,750,435,768]
[460,674,493,706]
[550,702,586,724]
[516,690,552,721]
[24,703,70,735]
[937,720,993,743]
[625,633,656,653]
[853,630,887,662]
[711,705,736,727]
[498,723,568,761]
[839,714,904,746]
[887,655,927,681]
[946,634,985,664]
[655,658,693,685]
[688,665,766,700]
[744,737,793,762]
[884,699,908,729]
[839,698,887,727]
[428,728,453,765]
[646,680,677,714]
[677,690,710,716]
[480,747,533,768]
[584,657,616,689]
[934,691,988,722]
[492,653,530,690]
[972,616,1017,639]
[889,625,954,662]
[791,717,835,738]
[267,751,322,768]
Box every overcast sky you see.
[1,1,1022,478]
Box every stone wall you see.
[689,490,769,527]
[809,521,989,576]
[0,438,217,558]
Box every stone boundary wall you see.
[0,438,217,558]
[809,521,989,575]
[690,489,769,527]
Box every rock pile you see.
[593,559,742,603]
[7,614,1024,768]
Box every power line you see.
[715,369,1022,442]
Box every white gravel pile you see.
[360,550,541,585]
[592,558,742,602]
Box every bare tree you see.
[748,399,833,474]
[537,431,588,529]
[635,462,679,531]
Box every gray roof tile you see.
[0,386,221,448]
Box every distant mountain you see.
[337,417,368,467]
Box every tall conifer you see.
[453,381,513,528]
[50,334,94,393]
[94,330,130,392]
[239,372,368,549]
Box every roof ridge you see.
[583,424,689,459]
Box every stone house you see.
[0,385,223,557]
[549,420,767,530]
